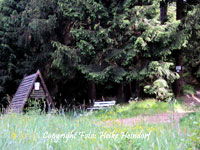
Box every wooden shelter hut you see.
[7,70,55,113]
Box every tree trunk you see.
[135,54,142,98]
[135,80,140,98]
[176,0,184,20]
[117,82,125,103]
[160,0,168,24]
[129,82,133,98]
[175,50,184,97]
[138,0,142,6]
[175,0,184,97]
[88,80,96,104]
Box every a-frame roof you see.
[7,70,55,113]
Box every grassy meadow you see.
[0,100,200,150]
[92,99,183,120]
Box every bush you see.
[140,61,179,101]
[23,98,46,114]
[144,79,174,101]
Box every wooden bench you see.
[87,101,116,111]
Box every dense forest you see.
[0,0,200,109]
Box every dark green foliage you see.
[55,0,182,101]
[0,0,58,106]
[1,0,200,107]
[182,5,200,79]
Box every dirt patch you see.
[103,112,188,126]
[101,92,200,126]
[183,91,200,106]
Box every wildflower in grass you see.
[33,136,38,142]
[11,132,17,139]
[184,128,187,134]
[20,133,26,141]
[31,132,38,142]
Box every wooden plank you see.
[16,84,32,89]
[10,104,24,107]
[29,96,45,98]
[30,91,45,95]
[22,77,35,82]
[94,104,115,107]
[16,87,30,92]
[20,79,34,84]
[87,101,116,111]
[94,101,116,104]
[18,83,33,88]
[16,88,31,93]
[15,91,29,96]
[94,103,115,107]
[13,95,27,99]
[12,98,26,103]
[12,96,26,101]
[23,73,37,80]
[20,76,36,84]
[11,101,24,105]
[16,86,30,90]
[30,96,45,99]
[94,103,115,106]
[11,98,26,103]
[23,78,36,83]
[10,99,24,104]
[20,80,35,85]
[11,99,25,103]
[30,93,45,97]
[13,93,27,97]
[11,97,25,101]
[30,92,45,95]
[10,105,23,108]
[30,92,44,95]
[30,94,45,97]
[10,103,24,107]
[15,89,30,94]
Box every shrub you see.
[140,61,179,101]
[144,79,174,101]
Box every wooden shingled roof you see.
[7,70,55,113]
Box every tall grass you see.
[0,110,195,150]
[180,112,200,149]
